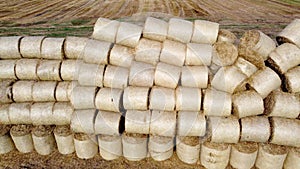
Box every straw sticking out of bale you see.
[217,29,237,44]
[230,142,258,169]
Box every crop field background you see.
[0,0,300,168]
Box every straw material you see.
[240,116,270,142]
[15,59,39,80]
[217,29,237,44]
[70,86,97,109]
[129,61,155,87]
[192,20,219,44]
[74,133,98,159]
[109,44,134,68]
[125,110,151,134]
[176,136,201,164]
[0,80,14,104]
[234,57,258,77]
[181,66,208,88]
[37,60,62,81]
[284,66,300,93]
[92,18,120,43]
[61,59,80,81]
[54,125,75,155]
[160,40,186,66]
[200,142,230,169]
[154,62,181,89]
[143,17,168,42]
[30,102,55,125]
[149,87,175,111]
[41,37,65,60]
[277,19,300,48]
[94,111,121,136]
[103,65,129,89]
[78,62,105,87]
[168,18,193,43]
[98,135,122,160]
[150,111,177,137]
[0,60,17,80]
[71,109,97,134]
[95,88,123,112]
[185,43,213,66]
[149,135,174,161]
[9,103,32,124]
[20,36,45,58]
[32,81,57,102]
[0,36,22,59]
[32,125,56,155]
[230,142,258,169]
[0,104,10,124]
[177,111,206,137]
[122,133,148,161]
[10,125,34,153]
[123,86,149,110]
[64,36,88,59]
[175,87,202,111]
[116,22,142,48]
[135,38,162,66]
[12,80,34,102]
[52,102,73,125]
[83,39,111,65]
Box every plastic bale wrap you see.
[20,36,45,58]
[277,19,300,48]
[37,60,62,81]
[30,102,55,125]
[52,102,73,125]
[255,143,288,169]
[32,125,56,156]
[129,61,155,87]
[217,29,237,44]
[116,22,142,48]
[0,36,22,59]
[149,135,174,161]
[61,59,81,81]
[92,18,120,43]
[175,87,202,111]
[95,88,123,112]
[9,103,32,124]
[284,147,300,169]
[122,133,148,161]
[109,44,134,68]
[71,109,97,134]
[234,57,258,77]
[83,39,111,65]
[55,81,71,102]
[0,80,14,104]
[15,59,39,80]
[143,17,168,42]
[149,87,175,111]
[94,110,121,136]
[185,43,213,66]
[177,111,206,137]
[70,86,97,109]
[240,116,270,142]
[0,125,14,154]
[123,86,149,110]
[135,38,162,65]
[160,40,186,66]
[103,65,129,89]
[41,37,65,60]
[230,142,258,169]
[64,36,88,59]
[32,81,57,102]
[54,125,75,155]
[98,135,122,160]
[10,125,34,153]
[12,80,34,102]
[0,104,10,124]
[150,111,176,137]
[77,62,105,87]
[154,62,181,89]
[212,41,238,67]
[284,66,300,93]
[176,136,200,164]
[0,60,17,79]
[74,133,98,159]
[125,110,151,134]
[192,20,219,44]
[167,18,193,43]
[181,66,208,88]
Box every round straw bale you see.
[233,90,264,118]
[95,88,123,112]
[92,18,120,43]
[77,62,105,87]
[94,110,121,136]
[230,142,258,169]
[30,102,55,125]
[175,87,202,111]
[54,125,75,155]
[32,81,57,102]
[103,65,129,89]
[129,61,155,87]
[149,86,175,111]
[284,66,300,93]
[135,38,162,65]
[0,80,14,104]
[109,44,134,68]
[83,39,111,65]
[70,109,97,134]
[98,135,122,160]
[181,66,208,88]
[12,80,34,102]
[32,125,55,156]
[123,86,149,110]
[0,60,17,79]
[167,18,193,43]
[176,136,200,164]
[200,142,231,169]
[64,36,88,59]
[20,36,45,58]
[203,88,232,117]
[70,86,97,109]
[185,43,213,66]
[234,57,258,77]
[15,59,39,80]
[154,62,181,89]
[0,125,14,154]
[284,147,300,169]
[0,36,22,59]
[122,133,148,161]
[41,37,65,60]
[143,17,168,42]
[52,102,73,125]
[150,111,177,137]
[240,116,270,142]
[277,19,300,48]
[9,103,32,124]
[55,81,71,102]
[116,22,142,48]
[212,41,238,66]
[61,59,81,81]
[125,110,151,134]
[217,29,237,44]
[0,104,10,124]
[149,135,174,161]
[192,20,219,44]
[160,40,186,66]
[37,60,62,81]
[10,125,33,153]
[74,133,98,159]
[255,143,288,169]
[177,111,206,137]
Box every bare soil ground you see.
[0,0,299,168]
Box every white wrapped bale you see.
[192,20,219,44]
[55,81,71,102]
[123,86,149,110]
[143,17,168,42]
[217,29,237,44]
[52,102,73,125]
[32,125,56,156]
[149,135,174,161]
[92,18,120,43]
[94,111,121,136]
[77,62,105,87]
[109,44,134,68]
[150,111,176,137]
[135,38,162,65]
[284,147,300,169]
[240,116,270,142]
[9,103,32,124]
[212,41,238,66]
[70,109,97,134]
[32,81,57,102]
[175,87,202,111]
[284,66,300,93]
[168,18,193,43]
[0,125,14,154]
[0,80,14,104]
[0,104,10,124]
[70,86,97,109]
[129,61,155,87]
[176,136,200,164]
[185,43,213,66]
[37,60,62,81]
[54,125,75,155]
[160,40,186,66]
[122,133,148,161]
[83,39,112,65]
[277,19,300,48]
[15,59,39,80]
[74,133,98,159]
[20,36,44,58]
[203,88,232,117]
[60,60,80,81]
[154,62,181,89]
[41,37,65,60]
[177,111,206,137]
[10,125,34,153]
[103,65,129,89]
[12,80,34,102]
[98,135,122,160]
[64,36,88,59]
[181,66,208,88]
[149,87,175,111]
[0,36,22,59]
[125,110,151,134]
[0,60,17,79]
[95,88,123,112]
[234,57,258,77]
[230,142,258,169]
[116,22,142,48]
[255,143,288,169]
[30,102,54,125]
